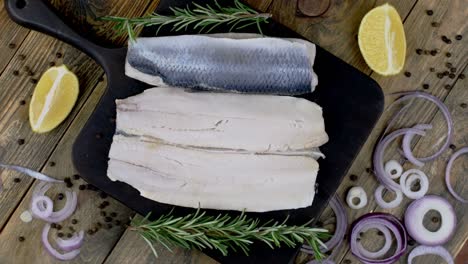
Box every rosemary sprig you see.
[130,209,330,260]
[101,0,271,41]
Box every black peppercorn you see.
[67,233,73,238]
[49,61,55,67]
[437,73,444,79]
[460,103,467,108]
[449,73,455,79]
[13,178,21,183]
[366,168,372,173]
[426,10,433,16]
[18,54,26,60]
[99,192,108,199]
[19,100,26,105]
[66,182,73,188]
[459,74,465,79]
[56,224,62,230]
[431,22,439,27]
[57,232,64,237]
[79,184,86,190]
[13,70,19,76]
[102,201,110,206]
[30,79,38,84]
[73,174,80,180]
[449,144,456,150]
[455,34,462,40]
[430,50,437,56]
[416,48,423,55]
[443,71,449,76]
[446,52,451,57]
[404,71,411,77]
[350,174,358,181]
[343,259,352,264]
[446,62,453,68]
[64,177,71,183]
[87,229,94,235]
[441,36,452,44]
[18,236,25,242]
[450,68,456,73]
[444,84,451,90]
[408,240,416,246]
[57,193,64,200]
[72,219,78,224]
[56,52,62,58]
[49,161,56,167]
[51,223,57,229]
[429,67,435,72]
[422,84,429,89]
[8,43,16,49]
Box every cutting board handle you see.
[4,0,121,70]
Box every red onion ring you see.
[356,224,392,259]
[31,196,54,219]
[445,147,468,203]
[301,195,347,256]
[399,169,429,199]
[374,185,403,209]
[55,230,85,251]
[407,245,454,264]
[393,92,453,163]
[350,213,407,264]
[31,183,78,223]
[42,224,81,260]
[346,186,367,209]
[405,195,456,246]
[373,128,425,191]
[384,160,403,179]
[402,124,433,167]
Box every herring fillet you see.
[107,135,318,212]
[125,33,318,95]
[116,87,328,153]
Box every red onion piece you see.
[31,196,54,219]
[393,92,453,163]
[374,185,403,209]
[55,230,84,251]
[346,187,367,209]
[31,183,78,223]
[445,147,468,203]
[350,213,407,264]
[402,124,433,167]
[0,163,63,183]
[399,169,429,199]
[408,245,454,264]
[384,160,403,179]
[405,195,456,246]
[301,195,347,257]
[373,128,425,191]
[42,224,81,260]
[356,224,392,259]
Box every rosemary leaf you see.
[101,0,271,42]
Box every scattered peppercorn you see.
[449,73,455,79]
[431,22,439,27]
[57,193,64,200]
[27,70,34,76]
[56,224,62,230]
[73,174,80,180]
[343,259,352,264]
[408,240,416,246]
[366,168,372,174]
[422,84,429,89]
[446,62,453,68]
[49,161,56,167]
[459,74,465,79]
[98,76,104,82]
[404,71,411,77]
[443,71,449,76]
[99,192,108,199]
[104,217,112,222]
[102,201,110,207]
[72,219,78,225]
[444,84,451,90]
[437,73,444,79]
[79,184,86,190]
[67,233,73,238]
[49,61,56,67]
[19,100,26,105]
[57,232,64,237]
[110,212,117,217]
[446,52,451,57]
[64,177,71,183]
[460,103,467,108]
[450,68,457,73]
[441,36,452,44]
[415,48,423,55]
[426,10,433,16]
[56,52,62,58]
[18,54,26,60]
[455,34,462,40]
[13,70,19,76]
[51,223,57,229]
[30,79,38,84]
[430,50,437,56]
[87,229,94,235]
[17,139,25,145]
[449,144,456,150]
[18,236,25,242]
[13,178,21,183]
[429,67,435,72]
[8,43,16,49]
[350,174,358,181]
[66,182,73,188]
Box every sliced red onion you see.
[301,195,347,256]
[350,213,407,264]
[402,124,433,167]
[356,224,392,259]
[405,195,456,246]
[408,245,454,264]
[384,160,403,179]
[31,185,78,223]
[0,163,63,183]
[374,185,403,209]
[42,224,81,260]
[399,169,429,199]
[55,230,85,251]
[373,128,425,190]
[346,186,367,209]
[393,92,453,163]
[31,196,54,219]
[445,147,468,203]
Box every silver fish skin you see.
[125,33,318,95]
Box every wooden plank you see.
[0,79,137,263]
[0,1,30,74]
[264,0,417,73]
[104,215,218,264]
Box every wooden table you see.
[0,0,466,263]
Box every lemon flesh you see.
[29,65,79,133]
[358,3,406,76]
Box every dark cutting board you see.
[6,0,384,263]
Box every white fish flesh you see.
[116,87,328,153]
[125,33,318,95]
[108,135,319,212]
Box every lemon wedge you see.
[358,3,406,76]
[29,65,79,133]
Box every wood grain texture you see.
[104,216,218,264]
